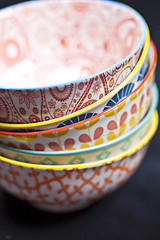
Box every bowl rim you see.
[0,14,150,129]
[0,37,156,138]
[0,110,158,170]
[0,0,147,90]
[0,82,158,157]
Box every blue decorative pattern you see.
[137,60,149,82]
[103,82,135,111]
[58,112,97,128]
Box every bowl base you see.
[30,201,93,214]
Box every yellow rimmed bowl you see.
[0,40,156,152]
[0,82,158,165]
[0,110,158,213]
[0,0,148,129]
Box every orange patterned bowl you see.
[0,0,147,125]
[0,111,158,213]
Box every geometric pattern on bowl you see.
[0,0,147,124]
[0,145,151,212]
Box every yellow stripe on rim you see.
[0,110,158,170]
[0,26,150,129]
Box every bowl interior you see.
[0,0,145,88]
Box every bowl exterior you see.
[0,145,148,212]
[0,112,152,165]
[0,1,147,125]
[0,70,154,153]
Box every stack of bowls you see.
[0,0,158,213]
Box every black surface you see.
[0,0,160,240]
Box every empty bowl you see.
[0,0,147,125]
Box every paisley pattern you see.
[0,97,10,122]
[0,0,146,124]
[49,85,74,102]
[0,146,149,212]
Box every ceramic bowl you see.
[0,85,158,165]
[0,106,158,164]
[0,82,158,164]
[0,40,156,152]
[0,0,147,126]
[0,111,158,213]
[0,31,150,132]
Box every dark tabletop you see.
[0,0,160,240]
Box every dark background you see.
[0,0,160,240]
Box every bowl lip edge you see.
[0,0,148,90]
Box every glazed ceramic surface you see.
[0,146,148,212]
[0,0,147,125]
[0,111,154,165]
[0,44,156,152]
[0,109,157,212]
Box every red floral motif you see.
[92,80,101,95]
[19,107,26,115]
[13,90,39,109]
[79,127,104,143]
[48,99,56,109]
[107,112,128,131]
[49,85,73,102]
[20,143,32,151]
[78,82,84,90]
[79,134,91,143]
[131,104,137,114]
[61,102,68,111]
[140,94,144,107]
[76,92,80,98]
[48,142,63,151]
[33,107,39,114]
[34,143,45,151]
[109,78,115,88]
[54,109,64,118]
[64,138,75,149]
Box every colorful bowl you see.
[0,31,150,132]
[0,0,147,126]
[0,83,158,164]
[0,41,156,152]
[0,111,158,213]
[0,107,157,165]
